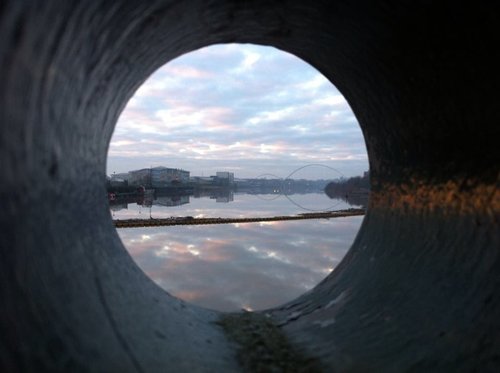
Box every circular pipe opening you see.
[107,43,368,312]
[2,2,498,371]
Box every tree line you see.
[324,172,370,198]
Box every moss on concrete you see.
[217,312,323,372]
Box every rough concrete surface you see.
[0,1,499,372]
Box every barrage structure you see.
[114,209,365,228]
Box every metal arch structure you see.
[0,2,499,372]
[252,173,284,201]
[255,173,283,180]
[281,193,343,212]
[253,166,345,209]
[283,163,345,181]
[282,163,346,211]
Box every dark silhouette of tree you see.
[324,172,370,198]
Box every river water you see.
[111,191,365,312]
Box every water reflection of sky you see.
[111,192,357,220]
[114,194,364,312]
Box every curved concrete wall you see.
[1,1,498,371]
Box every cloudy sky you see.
[107,43,368,179]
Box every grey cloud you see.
[108,44,368,178]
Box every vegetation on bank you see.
[324,172,370,198]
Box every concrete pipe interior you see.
[1,1,499,372]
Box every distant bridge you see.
[113,208,365,228]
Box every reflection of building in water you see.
[109,203,128,212]
[215,191,234,203]
[195,189,234,203]
[139,193,154,207]
[128,167,190,187]
[154,195,190,207]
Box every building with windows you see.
[128,168,151,186]
[215,172,234,186]
[128,167,190,187]
[151,167,190,187]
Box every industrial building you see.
[128,167,190,187]
[215,171,234,186]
